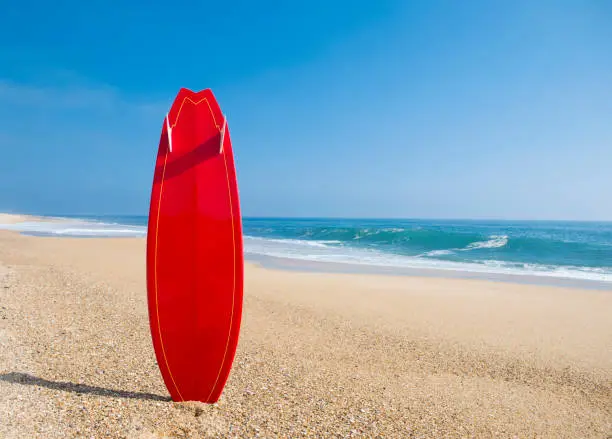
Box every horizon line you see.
[2,210,611,223]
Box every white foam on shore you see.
[2,216,610,284]
[0,218,146,238]
[243,236,612,283]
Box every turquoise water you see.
[242,218,612,282]
[1,215,611,283]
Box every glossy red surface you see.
[146,88,243,403]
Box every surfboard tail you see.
[166,112,226,156]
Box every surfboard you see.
[145,88,244,403]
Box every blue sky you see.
[1,1,611,220]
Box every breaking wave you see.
[2,215,611,284]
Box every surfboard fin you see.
[167,112,225,155]
[166,113,173,153]
[219,115,227,154]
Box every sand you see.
[0,225,610,438]
[0,214,35,224]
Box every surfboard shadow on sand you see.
[0,372,170,402]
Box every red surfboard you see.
[146,88,243,403]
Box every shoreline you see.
[1,212,611,291]
[246,252,612,291]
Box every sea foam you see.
[243,235,612,283]
[2,215,611,284]
[0,218,146,238]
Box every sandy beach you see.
[0,214,40,224]
[0,222,610,438]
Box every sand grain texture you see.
[0,230,610,438]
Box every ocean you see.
[1,215,611,285]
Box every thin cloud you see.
[0,79,117,110]
[0,77,167,116]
